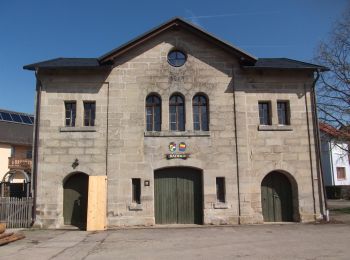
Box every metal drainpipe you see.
[311,69,328,219]
[232,66,241,224]
[32,69,42,224]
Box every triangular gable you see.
[98,17,257,64]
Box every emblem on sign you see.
[169,142,177,152]
[166,142,189,160]
[179,142,186,152]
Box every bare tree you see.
[316,7,350,142]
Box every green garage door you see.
[154,167,203,224]
[261,171,293,222]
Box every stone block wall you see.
[35,29,323,228]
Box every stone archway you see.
[63,172,89,229]
[261,171,297,222]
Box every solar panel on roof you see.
[30,116,35,123]
[0,112,12,121]
[20,115,32,124]
[10,113,23,123]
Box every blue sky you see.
[0,0,348,113]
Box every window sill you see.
[144,130,210,137]
[258,125,293,131]
[128,203,143,211]
[213,202,229,209]
[60,126,97,132]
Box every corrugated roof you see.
[0,109,33,145]
[0,121,33,146]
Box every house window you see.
[167,50,187,67]
[84,101,96,126]
[146,95,161,131]
[26,150,32,159]
[65,101,76,127]
[132,178,141,204]
[216,177,226,203]
[337,167,346,180]
[277,101,290,125]
[169,94,185,131]
[258,101,271,125]
[193,94,209,131]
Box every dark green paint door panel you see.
[155,167,203,224]
[63,173,88,229]
[261,172,293,222]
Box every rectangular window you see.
[132,178,141,204]
[84,101,96,126]
[337,167,346,180]
[258,102,271,125]
[277,101,290,125]
[26,150,32,159]
[216,177,226,203]
[65,101,76,127]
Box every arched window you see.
[146,94,161,131]
[193,94,209,131]
[169,94,185,131]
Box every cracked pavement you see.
[1,224,350,259]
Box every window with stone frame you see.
[83,101,96,127]
[132,178,141,204]
[216,177,226,203]
[258,101,271,125]
[337,167,346,180]
[146,94,161,131]
[169,94,185,131]
[277,101,290,125]
[65,101,76,127]
[193,94,209,131]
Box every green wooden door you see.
[63,173,89,229]
[261,172,293,222]
[154,167,203,224]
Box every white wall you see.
[0,144,11,181]
[331,141,350,186]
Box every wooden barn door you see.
[63,172,89,229]
[261,172,293,222]
[154,167,203,224]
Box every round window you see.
[167,50,186,67]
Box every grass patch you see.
[330,207,350,214]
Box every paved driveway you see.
[1,224,350,260]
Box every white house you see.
[320,122,350,187]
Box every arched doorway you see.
[63,172,88,229]
[261,171,294,222]
[154,167,203,224]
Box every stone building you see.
[24,18,327,229]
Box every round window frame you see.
[167,50,187,67]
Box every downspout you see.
[232,67,241,224]
[311,69,328,219]
[105,82,110,177]
[32,69,42,224]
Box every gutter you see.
[32,69,42,224]
[310,69,328,219]
[232,67,241,224]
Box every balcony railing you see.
[8,157,32,170]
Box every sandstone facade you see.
[28,19,325,228]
